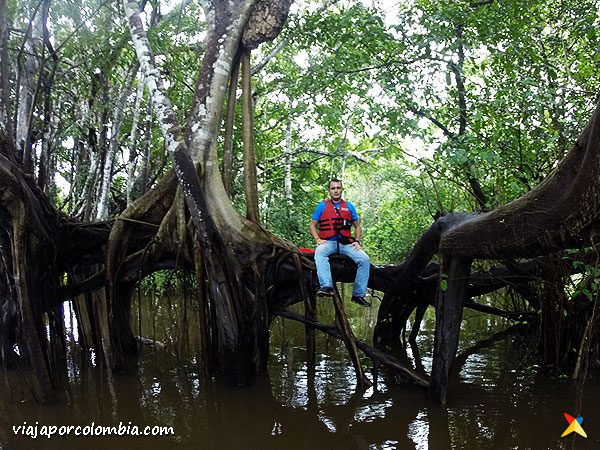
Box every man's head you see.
[328,179,343,202]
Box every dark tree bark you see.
[429,255,472,403]
[0,136,60,401]
[422,101,600,402]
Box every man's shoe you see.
[351,296,371,307]
[317,286,334,297]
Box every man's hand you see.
[316,239,328,246]
[351,241,361,250]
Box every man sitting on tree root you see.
[309,179,371,307]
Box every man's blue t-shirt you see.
[312,200,359,241]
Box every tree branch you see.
[276,307,430,387]
[251,37,287,76]
[469,0,494,7]
[407,105,455,139]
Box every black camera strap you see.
[334,204,341,254]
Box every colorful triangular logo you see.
[561,413,587,438]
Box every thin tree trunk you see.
[241,48,260,224]
[38,38,59,193]
[48,139,57,194]
[39,91,58,193]
[79,79,110,221]
[23,0,51,174]
[0,0,12,135]
[337,111,352,184]
[15,4,43,164]
[340,152,347,183]
[222,53,240,199]
[97,66,137,220]
[66,99,91,212]
[74,149,101,220]
[453,23,467,137]
[139,100,152,196]
[126,76,145,205]
[284,107,292,207]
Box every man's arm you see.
[352,219,362,250]
[310,219,327,246]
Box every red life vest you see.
[318,199,354,240]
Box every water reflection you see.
[1,286,600,449]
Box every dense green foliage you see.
[251,0,600,262]
[6,0,600,263]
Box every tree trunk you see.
[0,0,12,135]
[241,48,260,224]
[139,100,152,196]
[66,98,92,211]
[222,53,240,199]
[39,54,59,193]
[74,148,101,220]
[121,0,298,385]
[15,3,43,165]
[97,67,137,219]
[284,107,292,207]
[428,255,472,404]
[127,77,145,205]
[0,138,58,402]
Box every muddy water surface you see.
[1,289,599,450]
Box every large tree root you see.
[425,100,600,402]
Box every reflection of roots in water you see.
[452,324,522,375]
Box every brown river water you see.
[1,287,599,450]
